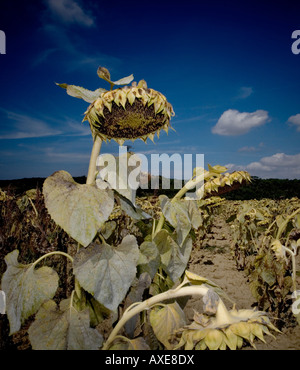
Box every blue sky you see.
[0,0,300,180]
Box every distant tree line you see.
[222,176,300,200]
[1,176,300,200]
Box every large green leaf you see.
[153,230,192,282]
[28,299,103,350]
[56,83,106,103]
[149,302,186,349]
[1,250,59,334]
[43,170,114,247]
[73,235,140,311]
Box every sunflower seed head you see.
[84,84,174,144]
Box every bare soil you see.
[186,216,300,350]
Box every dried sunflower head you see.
[57,66,175,145]
[83,80,174,145]
[174,303,280,350]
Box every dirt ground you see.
[186,216,300,350]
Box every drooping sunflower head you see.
[56,67,175,145]
[83,80,174,145]
[174,305,280,350]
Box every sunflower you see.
[57,67,175,145]
[174,302,280,350]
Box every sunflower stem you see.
[86,135,102,185]
[31,251,74,268]
[282,245,297,292]
[72,135,103,302]
[102,285,210,350]
[153,172,207,237]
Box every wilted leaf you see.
[118,194,151,220]
[56,83,106,103]
[73,235,140,311]
[185,270,233,303]
[249,280,263,301]
[113,74,134,86]
[100,221,117,240]
[159,195,191,246]
[202,289,220,315]
[1,250,59,334]
[97,152,151,219]
[97,152,139,205]
[187,200,203,229]
[149,302,186,349]
[97,66,111,82]
[97,66,134,87]
[124,273,152,338]
[261,269,276,286]
[138,241,160,278]
[207,164,227,175]
[0,290,6,314]
[108,336,150,350]
[294,214,300,229]
[43,170,114,247]
[28,299,103,350]
[154,230,192,282]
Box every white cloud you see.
[212,109,270,136]
[45,0,94,27]
[226,152,300,179]
[236,86,253,99]
[238,142,264,152]
[288,114,300,131]
[238,146,257,152]
[43,147,90,162]
[0,110,62,139]
[0,109,91,139]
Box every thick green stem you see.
[102,284,210,350]
[86,135,102,185]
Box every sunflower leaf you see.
[159,195,191,246]
[28,299,103,350]
[138,241,160,279]
[43,170,114,247]
[97,66,111,82]
[108,336,150,350]
[1,250,59,334]
[153,230,192,282]
[73,235,139,311]
[97,66,134,88]
[112,74,134,86]
[149,302,186,349]
[56,83,106,103]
